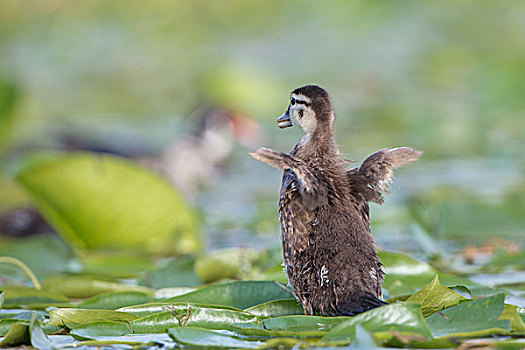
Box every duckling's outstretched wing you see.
[348,147,422,204]
[250,147,328,210]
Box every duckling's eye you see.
[291,98,296,105]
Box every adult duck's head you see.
[278,85,334,136]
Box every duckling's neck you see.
[294,124,339,164]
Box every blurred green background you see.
[0,1,524,266]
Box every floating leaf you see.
[139,257,202,289]
[229,323,325,338]
[165,281,294,309]
[168,327,262,349]
[426,293,510,338]
[0,322,30,347]
[0,234,76,280]
[76,291,152,310]
[0,319,61,337]
[194,248,260,283]
[43,276,152,299]
[70,321,132,339]
[154,287,197,300]
[262,315,350,332]
[0,285,68,308]
[380,251,478,298]
[130,306,258,333]
[406,275,466,316]
[118,301,240,317]
[15,152,202,254]
[0,319,23,337]
[245,299,304,317]
[29,315,54,350]
[322,302,431,344]
[499,304,525,333]
[81,253,154,279]
[48,308,139,328]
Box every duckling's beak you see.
[278,112,293,128]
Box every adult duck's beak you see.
[277,111,293,128]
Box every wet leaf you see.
[0,319,61,337]
[322,302,431,344]
[194,247,260,283]
[499,304,525,333]
[0,322,30,347]
[262,315,350,332]
[0,234,76,279]
[353,324,380,348]
[130,306,258,333]
[426,293,510,338]
[139,257,202,289]
[165,280,294,309]
[70,321,132,338]
[0,285,68,308]
[48,308,139,328]
[154,287,197,300]
[29,315,53,350]
[43,276,153,299]
[15,152,202,254]
[118,301,241,317]
[228,323,325,338]
[245,299,304,317]
[259,338,303,349]
[76,290,152,310]
[81,253,155,279]
[0,319,23,336]
[168,326,262,349]
[406,275,466,316]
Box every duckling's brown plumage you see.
[251,85,422,316]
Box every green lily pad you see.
[499,304,525,333]
[139,257,202,288]
[154,287,197,300]
[70,321,132,339]
[194,247,260,283]
[48,308,139,328]
[81,253,155,279]
[0,322,30,347]
[76,290,152,310]
[0,319,62,337]
[0,285,68,308]
[380,251,475,298]
[322,302,432,344]
[426,293,510,338]
[165,280,294,309]
[130,306,259,333]
[168,327,262,349]
[43,276,153,299]
[406,275,466,316]
[29,315,54,350]
[245,299,304,317]
[15,152,202,254]
[118,301,241,317]
[261,315,350,332]
[0,234,76,280]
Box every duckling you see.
[251,85,421,316]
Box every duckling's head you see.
[278,85,334,134]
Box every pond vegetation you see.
[1,1,524,348]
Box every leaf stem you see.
[0,256,42,290]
